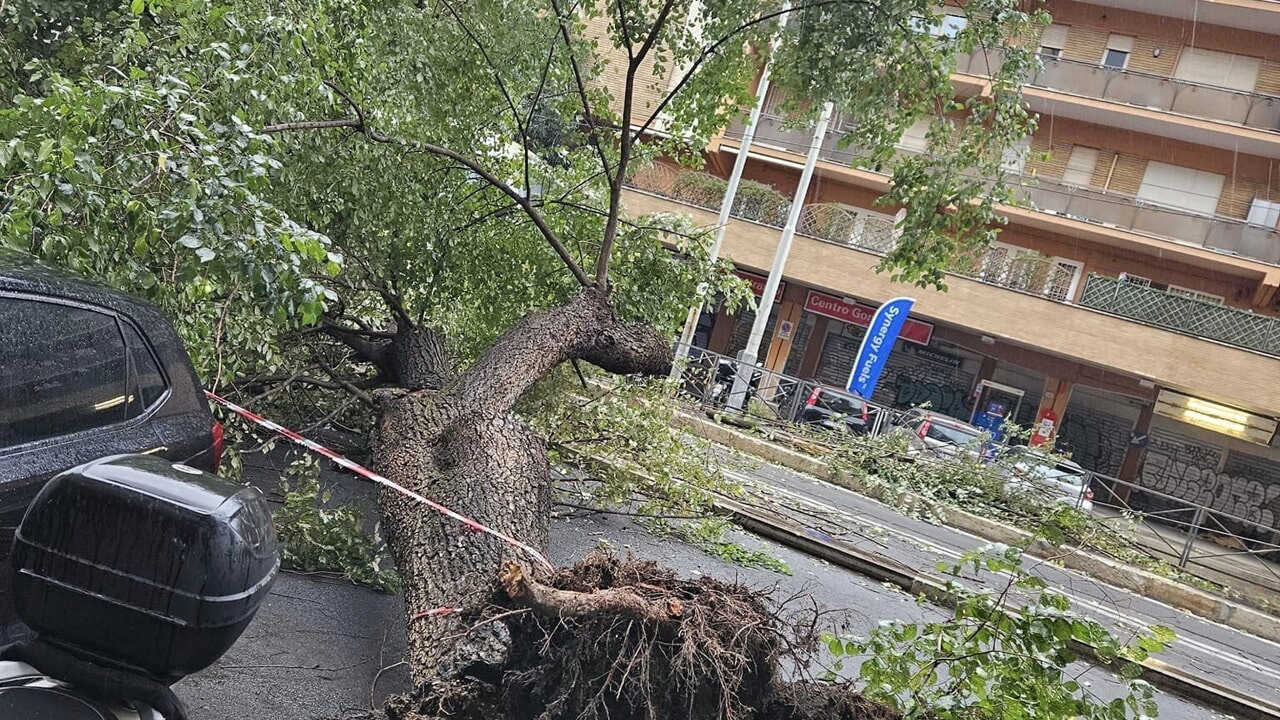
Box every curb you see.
[674,411,1280,646]
[720,498,1280,720]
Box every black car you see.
[794,385,872,434]
[0,250,223,558]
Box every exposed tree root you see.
[381,553,898,720]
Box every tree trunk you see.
[370,287,670,698]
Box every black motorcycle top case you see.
[10,454,279,682]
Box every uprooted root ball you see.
[384,552,898,720]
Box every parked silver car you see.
[997,446,1095,513]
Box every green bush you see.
[732,179,790,226]
[671,172,728,208]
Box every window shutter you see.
[1175,47,1260,91]
[1248,198,1280,228]
[1106,35,1134,53]
[1061,146,1099,186]
[1136,162,1226,216]
[1039,24,1069,51]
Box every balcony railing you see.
[1079,274,1280,358]
[627,165,1080,302]
[958,52,1280,134]
[723,117,1280,266]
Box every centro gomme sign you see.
[804,291,933,345]
[846,297,917,399]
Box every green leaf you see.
[131,0,146,15]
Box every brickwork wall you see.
[1024,134,1071,181]
[1216,179,1280,219]
[1131,36,1178,76]
[583,14,668,123]
[1061,25,1108,64]
[1257,60,1280,97]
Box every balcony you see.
[1023,57,1280,134]
[628,165,1083,303]
[1079,274,1280,358]
[1015,177,1280,264]
[621,183,1280,414]
[724,117,1280,266]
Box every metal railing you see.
[1079,274,1280,358]
[722,116,1280,266]
[1028,57,1280,134]
[628,165,1082,302]
[951,50,1280,134]
[675,344,1280,592]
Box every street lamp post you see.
[670,6,793,380]
[727,101,834,410]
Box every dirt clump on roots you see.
[383,552,898,720]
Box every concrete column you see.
[1031,377,1074,446]
[707,304,736,356]
[761,284,808,374]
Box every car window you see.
[0,296,130,448]
[818,390,864,414]
[925,422,982,446]
[121,321,168,414]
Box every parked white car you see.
[998,447,1094,513]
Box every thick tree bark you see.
[370,287,671,694]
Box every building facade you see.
[615,0,1280,539]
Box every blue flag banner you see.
[846,297,916,399]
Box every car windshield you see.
[925,421,982,446]
[817,390,864,414]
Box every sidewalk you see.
[1091,504,1280,601]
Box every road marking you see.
[725,466,1280,691]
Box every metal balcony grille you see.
[1079,274,1280,357]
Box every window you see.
[1119,273,1153,286]
[1167,286,1226,305]
[1136,161,1225,216]
[1247,198,1280,229]
[1038,24,1069,58]
[0,297,129,448]
[939,13,967,39]
[1174,47,1261,92]
[1060,146,1099,187]
[1102,35,1134,70]
[898,118,932,154]
[1001,139,1031,175]
[121,322,168,415]
[912,12,967,38]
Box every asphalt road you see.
[174,469,1229,720]
[721,458,1280,711]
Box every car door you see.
[0,294,166,549]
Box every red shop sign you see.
[735,270,786,302]
[804,290,933,346]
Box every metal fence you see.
[1079,274,1280,358]
[674,343,1280,590]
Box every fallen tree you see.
[3,1,1130,718]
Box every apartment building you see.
[614,0,1280,537]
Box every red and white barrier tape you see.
[205,390,555,574]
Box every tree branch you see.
[596,0,681,286]
[262,109,593,287]
[631,1,845,142]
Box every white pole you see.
[727,101,834,410]
[670,5,792,379]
